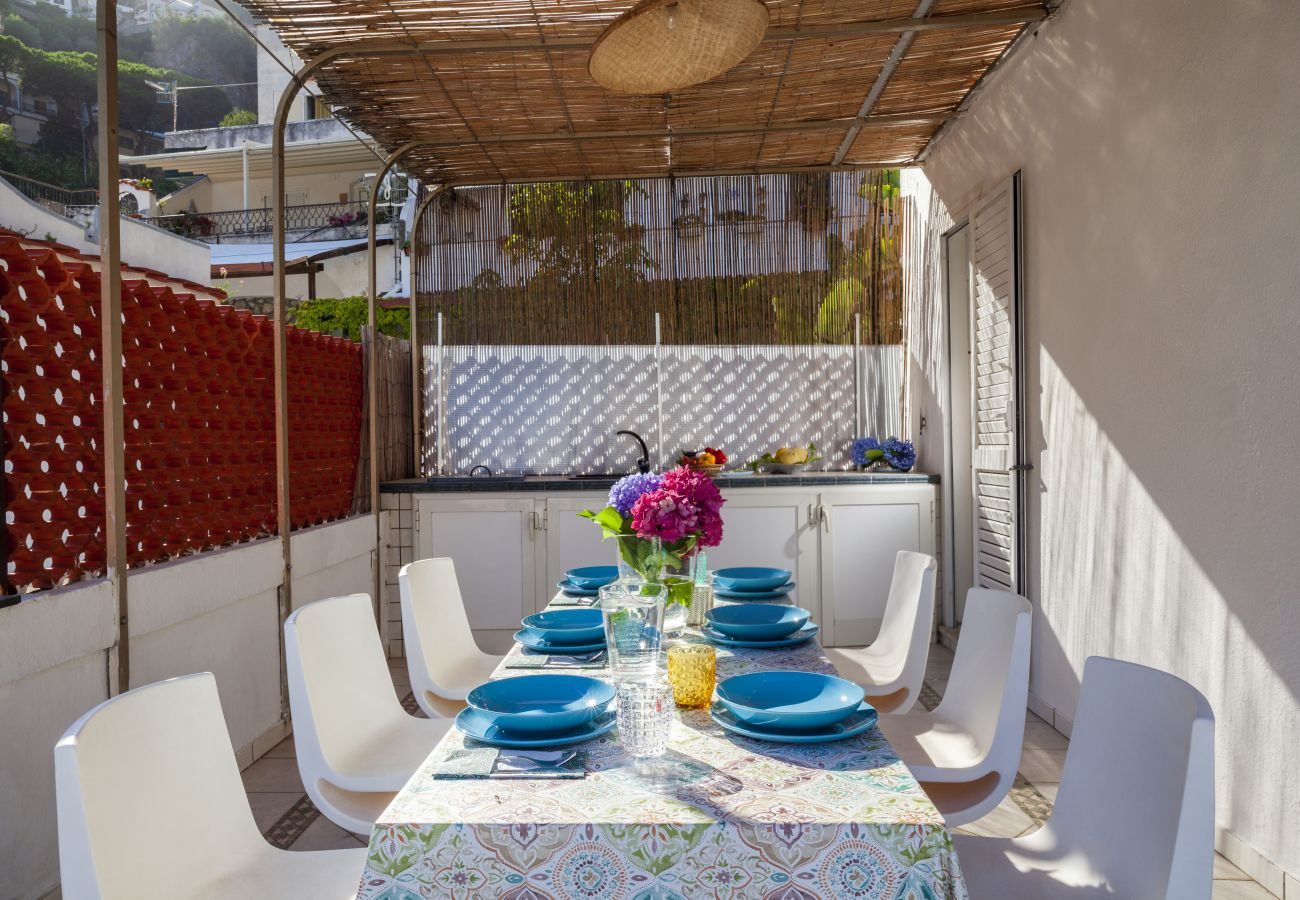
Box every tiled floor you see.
[236,647,1273,898]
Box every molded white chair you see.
[55,672,364,900]
[286,593,452,834]
[878,587,1032,826]
[823,550,937,713]
[399,557,504,716]
[955,657,1215,899]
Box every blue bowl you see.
[716,671,865,730]
[564,565,618,589]
[521,608,605,644]
[706,604,810,640]
[466,674,615,734]
[712,567,793,593]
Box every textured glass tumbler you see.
[667,644,715,708]
[686,581,712,627]
[601,582,666,681]
[615,679,673,758]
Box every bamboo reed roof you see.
[236,0,1050,184]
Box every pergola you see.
[90,0,1053,688]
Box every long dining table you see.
[357,593,968,899]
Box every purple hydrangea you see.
[608,472,662,516]
[851,437,881,467]
[882,437,916,471]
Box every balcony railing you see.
[0,169,97,215]
[152,201,396,240]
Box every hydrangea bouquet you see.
[579,466,726,608]
[851,436,917,472]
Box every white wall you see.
[118,216,211,285]
[907,0,1300,890]
[0,515,376,900]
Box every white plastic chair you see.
[824,550,937,713]
[286,593,451,834]
[399,557,504,716]
[55,672,364,900]
[878,587,1032,826]
[955,657,1215,899]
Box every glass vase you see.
[660,549,699,638]
[613,534,663,584]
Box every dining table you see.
[356,593,969,899]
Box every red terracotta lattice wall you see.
[1,234,363,592]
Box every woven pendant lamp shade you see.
[590,0,769,95]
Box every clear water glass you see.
[615,679,673,758]
[600,582,666,681]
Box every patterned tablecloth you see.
[358,599,968,899]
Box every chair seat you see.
[953,832,1114,898]
[877,711,987,779]
[196,846,367,900]
[327,716,452,791]
[434,651,503,700]
[822,646,899,689]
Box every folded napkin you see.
[551,594,600,607]
[430,747,587,779]
[502,649,607,670]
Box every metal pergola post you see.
[96,0,129,695]
[408,184,452,474]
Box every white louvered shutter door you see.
[970,183,1019,593]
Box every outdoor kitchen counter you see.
[380,470,938,493]
[380,472,939,650]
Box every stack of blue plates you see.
[557,565,618,597]
[515,608,607,654]
[702,603,819,648]
[457,674,617,747]
[712,566,796,601]
[711,671,877,743]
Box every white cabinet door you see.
[542,495,613,606]
[818,485,935,648]
[711,490,819,620]
[415,497,537,651]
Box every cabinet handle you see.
[819,503,831,533]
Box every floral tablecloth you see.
[358,598,967,900]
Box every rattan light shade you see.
[590,0,770,95]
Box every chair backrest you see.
[869,550,937,685]
[936,587,1032,772]
[399,558,480,695]
[285,593,407,781]
[55,673,266,899]
[1047,656,1215,899]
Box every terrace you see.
[2,1,1298,899]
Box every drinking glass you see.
[667,644,715,708]
[615,679,673,759]
[600,582,666,681]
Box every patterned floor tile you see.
[263,794,321,850]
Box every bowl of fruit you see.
[747,443,822,474]
[679,447,727,476]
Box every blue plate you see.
[557,580,601,597]
[456,706,617,748]
[700,621,818,649]
[713,566,794,592]
[564,565,618,589]
[710,701,877,743]
[706,604,810,640]
[717,670,863,729]
[466,674,615,734]
[521,608,605,644]
[713,582,796,601]
[515,628,606,655]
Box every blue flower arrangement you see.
[850,436,915,472]
[850,437,880,466]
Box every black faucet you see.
[617,430,651,474]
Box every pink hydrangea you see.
[630,465,726,548]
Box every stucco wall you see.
[0,515,377,900]
[907,0,1300,890]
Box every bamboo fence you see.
[352,328,413,509]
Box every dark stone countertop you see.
[381,471,939,493]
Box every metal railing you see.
[0,169,97,215]
[152,200,396,240]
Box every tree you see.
[292,297,410,341]
[219,108,257,128]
